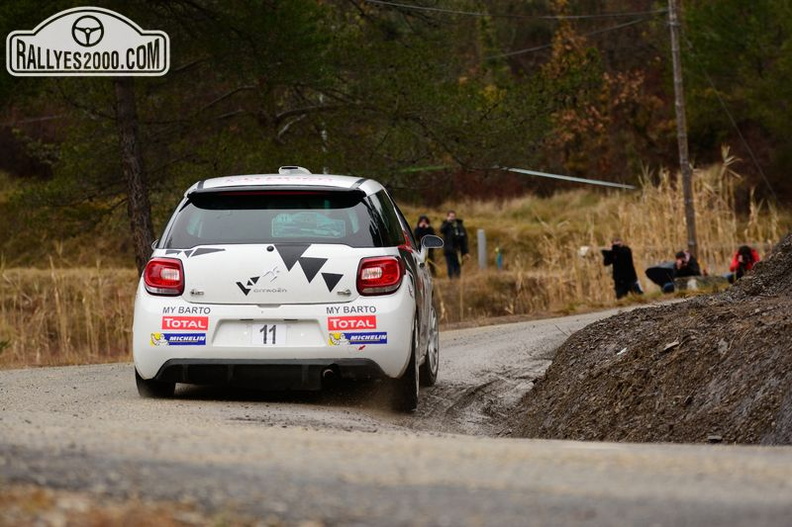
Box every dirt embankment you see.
[511,233,792,445]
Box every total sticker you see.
[162,316,208,330]
[327,315,376,331]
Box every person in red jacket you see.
[727,245,760,283]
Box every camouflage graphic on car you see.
[234,244,345,294]
[164,248,225,258]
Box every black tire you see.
[391,322,419,412]
[419,304,439,387]
[135,368,176,398]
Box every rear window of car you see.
[161,189,405,248]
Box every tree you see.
[5,0,792,267]
[684,0,792,199]
[2,0,335,266]
[114,77,154,272]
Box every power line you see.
[486,16,655,60]
[365,0,667,21]
[500,166,636,190]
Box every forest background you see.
[0,0,790,366]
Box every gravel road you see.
[2,307,791,526]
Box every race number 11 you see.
[254,323,285,345]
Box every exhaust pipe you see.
[322,367,336,380]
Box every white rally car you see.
[133,166,443,411]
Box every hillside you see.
[511,232,792,445]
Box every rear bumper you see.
[132,278,415,379]
[152,358,386,391]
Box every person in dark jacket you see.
[414,215,437,276]
[439,210,469,279]
[658,249,702,293]
[674,250,702,277]
[602,237,643,299]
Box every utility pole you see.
[668,0,698,256]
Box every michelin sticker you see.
[328,332,388,346]
[151,333,206,346]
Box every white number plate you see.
[251,323,287,346]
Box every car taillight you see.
[144,257,184,296]
[357,256,404,296]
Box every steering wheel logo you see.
[71,15,104,47]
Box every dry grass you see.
[0,263,137,369]
[0,156,785,368]
[0,483,277,526]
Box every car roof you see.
[187,166,384,195]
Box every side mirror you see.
[421,234,443,249]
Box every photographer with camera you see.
[602,237,643,299]
[727,245,760,284]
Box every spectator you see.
[439,210,469,279]
[675,250,702,277]
[659,250,701,293]
[601,237,643,299]
[414,215,437,276]
[726,245,760,283]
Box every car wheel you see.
[419,303,439,387]
[391,321,419,412]
[135,368,175,398]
